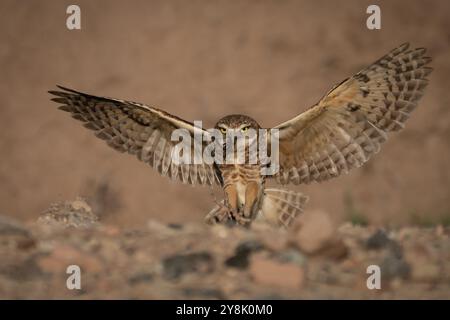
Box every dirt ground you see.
[0,199,449,299]
[0,1,450,299]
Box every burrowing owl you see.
[49,43,432,228]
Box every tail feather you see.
[260,188,309,228]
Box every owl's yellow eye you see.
[219,127,227,134]
[241,126,249,133]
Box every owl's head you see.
[214,114,261,135]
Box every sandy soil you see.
[0,0,449,229]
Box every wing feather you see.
[49,86,220,186]
[273,43,432,185]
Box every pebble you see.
[162,251,214,280]
[380,253,410,280]
[366,229,391,250]
[225,240,264,269]
[70,199,92,212]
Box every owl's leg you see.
[223,184,253,225]
[224,184,239,216]
[243,181,259,218]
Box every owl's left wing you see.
[49,86,220,186]
[272,43,432,185]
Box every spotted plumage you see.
[49,43,432,228]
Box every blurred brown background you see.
[0,0,449,227]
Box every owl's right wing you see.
[49,86,220,186]
[271,43,432,185]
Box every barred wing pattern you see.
[49,86,219,186]
[274,43,432,185]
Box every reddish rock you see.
[249,253,304,289]
[289,209,336,254]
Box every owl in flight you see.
[49,43,432,228]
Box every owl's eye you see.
[241,126,249,133]
[219,127,227,134]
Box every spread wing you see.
[49,86,220,186]
[273,43,432,185]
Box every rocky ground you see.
[0,199,449,299]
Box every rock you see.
[258,229,289,252]
[37,244,103,274]
[276,249,307,267]
[0,256,43,281]
[0,215,36,250]
[380,253,411,280]
[71,199,92,212]
[162,251,214,280]
[128,272,154,285]
[167,223,183,230]
[225,240,264,269]
[289,209,336,255]
[366,229,391,249]
[365,229,404,265]
[210,224,229,239]
[316,238,349,260]
[0,215,29,236]
[249,253,304,289]
[37,199,99,229]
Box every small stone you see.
[366,229,391,250]
[167,223,183,230]
[70,199,92,212]
[318,238,349,260]
[0,215,35,250]
[289,209,336,254]
[380,253,410,280]
[276,249,307,267]
[225,240,264,269]
[0,257,43,281]
[0,215,30,236]
[128,272,154,285]
[162,251,214,280]
[249,253,304,289]
[258,229,289,251]
[38,199,99,229]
